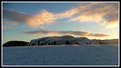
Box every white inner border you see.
[1,1,120,67]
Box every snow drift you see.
[3,44,118,66]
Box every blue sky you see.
[3,3,77,14]
[2,2,119,44]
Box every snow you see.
[29,36,93,45]
[2,44,119,66]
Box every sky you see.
[2,1,119,44]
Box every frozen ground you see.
[3,44,119,66]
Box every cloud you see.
[3,9,32,25]
[55,7,80,19]
[69,3,119,28]
[3,20,19,25]
[26,10,57,28]
[3,26,9,30]
[89,33,109,37]
[3,3,118,28]
[3,9,56,28]
[23,30,109,39]
[55,3,95,19]
[3,26,15,30]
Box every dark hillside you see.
[3,41,29,47]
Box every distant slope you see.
[3,41,29,47]
[29,35,118,46]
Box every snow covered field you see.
[2,44,119,67]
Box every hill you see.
[3,41,29,47]
[29,35,118,46]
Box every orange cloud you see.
[26,10,56,28]
[55,7,79,19]
[69,3,119,28]
[23,30,110,39]
[89,33,109,37]
[3,9,56,28]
